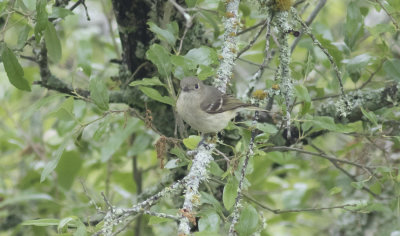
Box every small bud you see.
[252,90,268,100]
[225,12,235,18]
[275,0,293,11]
[272,84,280,90]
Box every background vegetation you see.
[0,0,399,235]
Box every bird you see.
[176,76,260,133]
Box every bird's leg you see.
[197,133,218,149]
[197,133,209,148]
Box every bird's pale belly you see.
[177,93,235,133]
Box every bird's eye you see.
[195,84,199,89]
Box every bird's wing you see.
[200,85,250,114]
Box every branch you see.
[291,8,347,104]
[291,0,327,52]
[309,143,380,198]
[236,18,270,58]
[236,21,265,36]
[96,178,187,234]
[211,178,360,214]
[228,111,259,236]
[374,0,399,31]
[178,142,215,235]
[276,10,293,138]
[317,83,399,123]
[264,146,374,171]
[215,0,241,93]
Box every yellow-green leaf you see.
[139,86,174,106]
[44,22,62,62]
[1,45,31,91]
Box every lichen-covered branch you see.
[96,178,187,235]
[228,111,259,236]
[215,0,241,93]
[178,143,215,235]
[276,10,293,138]
[317,83,399,123]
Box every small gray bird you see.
[176,77,256,133]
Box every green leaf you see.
[199,11,220,39]
[315,35,343,66]
[58,217,75,231]
[148,22,176,46]
[74,219,86,236]
[40,141,68,182]
[129,77,166,87]
[148,209,178,225]
[148,216,174,225]
[304,116,353,133]
[198,211,220,232]
[383,58,400,80]
[0,193,53,208]
[89,76,109,110]
[367,24,396,36]
[235,204,259,236]
[370,181,382,195]
[345,2,364,50]
[1,45,31,91]
[329,186,342,195]
[22,219,60,227]
[17,25,31,49]
[223,177,238,210]
[208,161,224,177]
[198,65,216,80]
[93,116,112,141]
[200,192,223,214]
[294,84,311,102]
[194,232,221,236]
[101,118,140,162]
[35,0,48,37]
[146,44,171,78]
[44,21,62,62]
[139,86,175,106]
[360,107,378,126]
[351,181,364,190]
[255,123,278,134]
[185,0,197,8]
[183,135,202,150]
[343,54,373,83]
[55,151,82,190]
[49,7,74,19]
[185,47,218,66]
[51,97,75,121]
[171,55,197,70]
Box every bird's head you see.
[180,77,204,93]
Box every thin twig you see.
[292,8,346,99]
[309,143,380,198]
[291,0,327,52]
[374,0,399,31]
[358,58,386,89]
[236,18,270,58]
[236,21,265,36]
[211,178,359,214]
[264,146,374,171]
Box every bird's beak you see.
[182,86,189,92]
